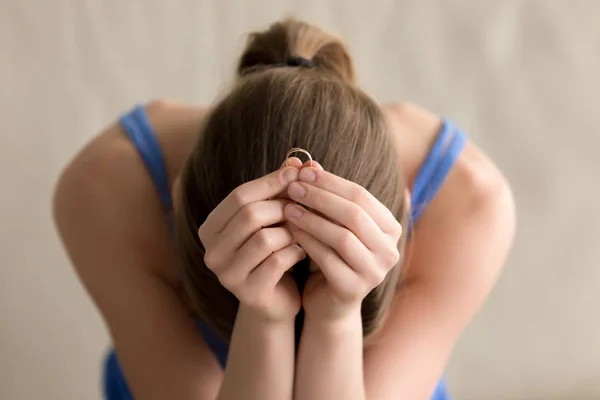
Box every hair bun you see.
[237,19,356,84]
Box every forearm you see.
[294,307,366,400]
[217,305,296,400]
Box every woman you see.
[53,19,515,400]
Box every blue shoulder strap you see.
[410,119,466,223]
[120,105,173,212]
[120,104,230,365]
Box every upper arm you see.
[363,124,516,399]
[53,103,222,399]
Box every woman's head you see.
[176,18,409,341]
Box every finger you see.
[274,159,323,201]
[200,166,299,239]
[287,181,387,251]
[285,204,376,275]
[301,160,324,170]
[297,168,402,238]
[246,244,306,289]
[274,157,303,200]
[210,199,290,253]
[289,224,360,298]
[280,156,304,169]
[216,227,295,287]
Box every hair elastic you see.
[286,56,313,68]
[285,147,313,167]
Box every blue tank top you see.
[103,104,467,400]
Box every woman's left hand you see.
[284,163,404,322]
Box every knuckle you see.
[302,218,317,235]
[391,221,403,240]
[385,246,401,266]
[351,186,368,203]
[197,224,206,240]
[218,270,242,290]
[266,174,281,193]
[369,267,388,286]
[358,263,380,288]
[312,191,325,208]
[321,251,339,269]
[359,280,375,297]
[254,229,274,250]
[322,174,335,190]
[241,204,261,227]
[203,250,219,270]
[348,205,364,224]
[268,251,286,268]
[376,246,400,273]
[231,187,249,207]
[338,231,356,254]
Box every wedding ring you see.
[285,147,313,167]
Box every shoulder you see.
[53,99,207,283]
[382,102,442,186]
[54,99,203,194]
[383,100,514,219]
[364,105,515,389]
[52,100,224,398]
[53,99,207,219]
[383,101,516,282]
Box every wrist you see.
[303,304,362,336]
[238,304,297,330]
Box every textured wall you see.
[1,1,598,399]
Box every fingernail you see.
[287,182,306,199]
[286,204,305,219]
[299,168,316,182]
[284,167,300,183]
[313,161,324,170]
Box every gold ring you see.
[285,147,313,167]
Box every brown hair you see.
[176,19,409,341]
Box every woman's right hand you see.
[198,158,306,323]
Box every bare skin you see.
[53,100,515,400]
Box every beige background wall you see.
[1,1,598,399]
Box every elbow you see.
[52,146,94,231]
[457,144,516,237]
[52,157,81,236]
[473,167,516,239]
[448,144,517,264]
[52,154,93,249]
[463,159,517,271]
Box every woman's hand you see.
[284,164,403,322]
[198,159,307,323]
